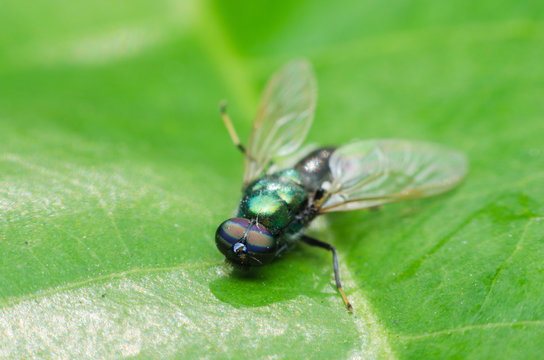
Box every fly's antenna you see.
[239,218,257,244]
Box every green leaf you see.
[1,0,543,358]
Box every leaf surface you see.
[1,0,543,358]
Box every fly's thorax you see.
[238,171,308,234]
[215,218,276,266]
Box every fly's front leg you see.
[275,243,289,257]
[300,235,353,312]
[220,101,248,156]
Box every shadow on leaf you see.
[209,248,334,308]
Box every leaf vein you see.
[473,218,535,316]
[397,319,544,340]
[0,261,217,308]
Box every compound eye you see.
[246,223,275,253]
[216,218,250,247]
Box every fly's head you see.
[215,218,276,266]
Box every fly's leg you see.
[220,101,273,170]
[220,101,248,156]
[300,235,353,312]
[275,243,289,257]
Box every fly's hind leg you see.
[220,101,275,172]
[220,101,248,156]
[300,235,353,312]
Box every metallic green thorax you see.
[238,169,308,235]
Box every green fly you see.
[215,59,467,312]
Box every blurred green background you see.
[1,0,543,359]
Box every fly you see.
[215,59,468,312]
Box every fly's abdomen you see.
[294,147,336,192]
[238,170,308,234]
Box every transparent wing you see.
[244,59,317,184]
[320,139,468,213]
[269,143,321,173]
